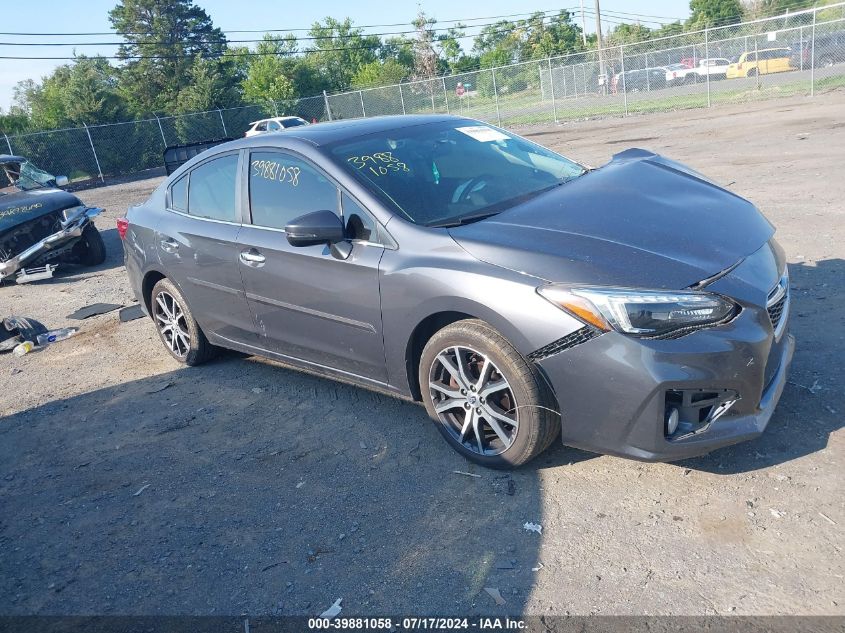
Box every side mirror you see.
[285,210,345,247]
[54,175,69,187]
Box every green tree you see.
[306,18,380,92]
[351,59,408,88]
[242,35,297,107]
[108,0,228,114]
[175,56,241,113]
[687,0,744,29]
[437,25,466,70]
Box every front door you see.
[237,149,388,382]
[155,152,257,345]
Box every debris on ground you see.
[12,341,34,356]
[523,522,543,534]
[532,563,545,572]
[67,303,122,320]
[452,470,481,478]
[36,327,78,346]
[0,315,47,352]
[483,587,506,606]
[770,508,785,519]
[818,512,836,525]
[119,304,145,322]
[507,479,516,496]
[132,483,151,497]
[495,560,515,570]
[319,598,342,619]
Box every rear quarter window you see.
[169,175,187,212]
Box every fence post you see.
[217,109,227,137]
[430,82,436,113]
[572,65,578,98]
[323,90,333,121]
[620,45,628,116]
[548,58,558,122]
[399,84,406,114]
[359,91,366,117]
[705,26,711,108]
[83,123,104,183]
[154,115,167,147]
[491,68,502,126]
[442,77,449,114]
[810,8,816,96]
[3,133,11,154]
[754,39,760,91]
[272,101,279,117]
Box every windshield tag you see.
[455,126,510,142]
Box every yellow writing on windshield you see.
[347,152,410,177]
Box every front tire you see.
[79,224,106,266]
[150,278,217,366]
[419,319,559,468]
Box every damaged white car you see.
[0,155,105,283]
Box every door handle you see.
[159,237,179,252]
[239,249,266,265]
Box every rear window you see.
[282,118,308,128]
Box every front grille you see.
[528,326,601,361]
[767,294,787,330]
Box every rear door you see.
[236,149,389,382]
[155,152,257,345]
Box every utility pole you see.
[579,0,588,46]
[594,0,605,82]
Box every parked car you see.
[612,67,668,93]
[726,47,793,78]
[667,58,732,85]
[245,116,310,137]
[790,31,845,69]
[120,115,794,468]
[0,155,105,283]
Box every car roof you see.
[0,154,27,164]
[235,114,462,148]
[249,116,305,125]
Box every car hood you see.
[0,188,82,234]
[448,149,774,289]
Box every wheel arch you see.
[141,269,168,314]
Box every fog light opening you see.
[665,407,680,436]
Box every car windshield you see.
[0,159,58,193]
[328,120,586,227]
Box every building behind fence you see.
[4,3,845,186]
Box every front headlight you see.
[538,285,738,338]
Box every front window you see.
[248,151,339,230]
[328,121,585,227]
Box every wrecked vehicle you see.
[0,155,105,283]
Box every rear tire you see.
[746,68,758,77]
[419,319,559,469]
[79,224,106,266]
[150,278,217,366]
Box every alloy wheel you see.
[154,290,191,358]
[428,346,519,456]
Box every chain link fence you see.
[4,3,844,186]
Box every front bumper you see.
[535,305,794,462]
[0,206,101,281]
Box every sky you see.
[0,0,691,110]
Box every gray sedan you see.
[119,115,794,468]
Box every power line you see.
[0,7,581,37]
[0,12,580,47]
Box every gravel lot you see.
[1,92,843,617]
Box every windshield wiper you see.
[429,211,502,228]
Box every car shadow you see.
[0,354,545,616]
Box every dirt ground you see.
[1,92,843,617]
